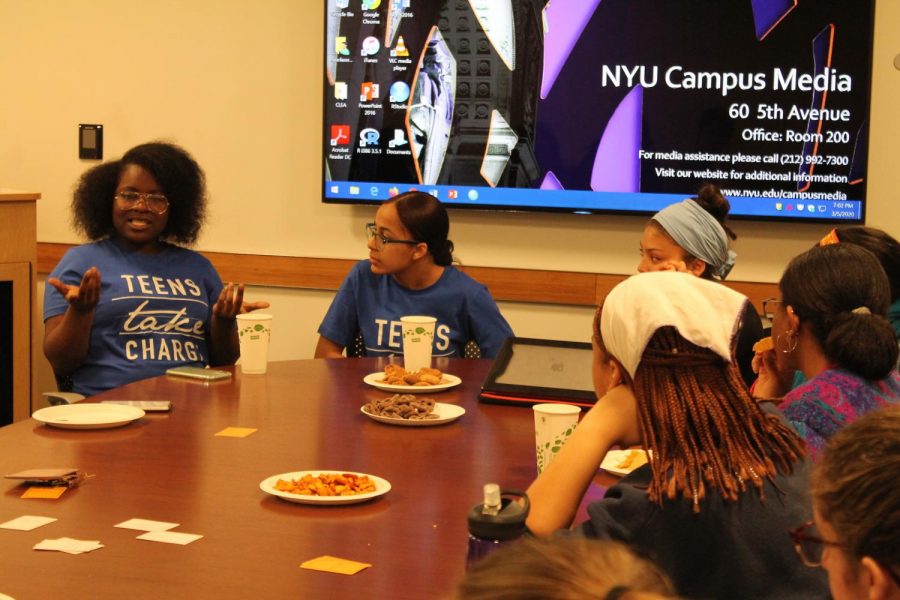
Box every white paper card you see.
[0,516,57,531]
[34,537,104,554]
[136,530,203,545]
[114,518,179,532]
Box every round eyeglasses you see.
[790,521,900,586]
[789,521,846,567]
[115,191,169,214]
[365,223,419,250]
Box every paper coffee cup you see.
[400,315,436,372]
[236,313,272,375]
[533,403,581,474]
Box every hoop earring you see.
[776,330,798,354]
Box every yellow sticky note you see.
[21,486,68,499]
[300,555,371,575]
[214,427,258,438]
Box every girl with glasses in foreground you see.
[803,405,900,600]
[44,142,268,395]
[315,191,512,359]
[526,272,827,599]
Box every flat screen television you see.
[323,0,874,222]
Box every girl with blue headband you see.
[637,183,763,386]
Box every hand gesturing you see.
[213,282,270,320]
[48,267,101,313]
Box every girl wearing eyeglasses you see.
[802,405,900,600]
[315,191,513,359]
[636,183,764,387]
[526,272,827,599]
[752,244,900,461]
[43,142,268,396]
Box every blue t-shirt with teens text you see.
[318,260,513,358]
[44,239,224,396]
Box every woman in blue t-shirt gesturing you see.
[43,142,268,396]
[315,191,513,359]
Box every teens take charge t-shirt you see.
[44,240,223,395]
[318,260,513,359]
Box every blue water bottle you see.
[466,484,530,569]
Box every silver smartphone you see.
[165,366,232,381]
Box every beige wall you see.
[2,1,898,394]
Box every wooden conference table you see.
[0,358,611,599]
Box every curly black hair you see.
[72,142,207,245]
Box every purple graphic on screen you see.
[848,121,868,184]
[750,0,797,41]
[541,0,603,99]
[540,169,564,191]
[592,85,642,193]
[796,25,832,190]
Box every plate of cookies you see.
[361,394,466,426]
[363,364,462,394]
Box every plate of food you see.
[363,364,461,393]
[600,449,649,476]
[361,394,466,426]
[259,471,391,505]
[31,403,146,430]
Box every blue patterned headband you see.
[653,199,736,280]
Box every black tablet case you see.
[479,337,597,407]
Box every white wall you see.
[3,1,898,391]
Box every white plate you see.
[600,449,649,476]
[32,403,145,430]
[363,372,462,393]
[360,402,466,426]
[259,471,391,505]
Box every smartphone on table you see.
[165,366,232,381]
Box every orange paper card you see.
[214,427,258,438]
[21,486,68,499]
[300,555,371,575]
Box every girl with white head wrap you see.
[525,272,820,600]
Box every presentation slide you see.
[323,0,874,222]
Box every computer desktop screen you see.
[323,0,874,222]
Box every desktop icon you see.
[388,129,408,148]
[370,186,379,196]
[775,202,783,211]
[335,0,349,8]
[429,189,439,197]
[334,81,348,100]
[362,0,381,9]
[335,36,350,56]
[330,124,351,145]
[817,205,826,212]
[359,128,381,147]
[797,203,805,211]
[786,204,794,211]
[330,185,339,194]
[467,190,479,201]
[349,186,360,195]
[807,204,815,213]
[361,36,380,56]
[447,190,458,199]
[388,187,400,197]
[391,36,410,57]
[360,81,380,101]
[389,81,410,103]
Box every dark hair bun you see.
[694,183,736,240]
[824,311,898,380]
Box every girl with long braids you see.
[526,272,827,600]
[315,191,512,359]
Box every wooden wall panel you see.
[38,242,777,310]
